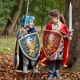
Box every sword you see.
[24,0,29,27]
[69,2,73,40]
[26,0,29,17]
[69,2,72,32]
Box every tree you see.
[64,0,80,68]
[0,0,16,26]
[2,0,23,35]
[1,0,65,34]
[29,0,65,31]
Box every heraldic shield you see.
[19,32,40,60]
[43,30,63,58]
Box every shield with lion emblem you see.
[19,32,40,60]
[43,30,63,58]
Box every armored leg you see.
[31,60,39,80]
[23,55,29,79]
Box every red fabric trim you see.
[61,38,69,66]
[46,22,52,30]
[40,48,49,66]
[60,23,68,35]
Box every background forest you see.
[0,0,80,80]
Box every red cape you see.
[40,22,69,67]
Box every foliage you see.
[28,0,65,25]
[0,0,65,28]
[0,0,17,27]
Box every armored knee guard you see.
[23,55,29,74]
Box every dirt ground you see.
[0,52,80,80]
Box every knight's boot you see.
[33,66,39,80]
[23,73,28,80]
[16,72,23,80]
[47,70,54,80]
[23,64,28,80]
[34,73,39,80]
[55,70,62,80]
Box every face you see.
[50,16,59,23]
[29,20,34,28]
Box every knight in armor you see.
[14,15,39,80]
[40,9,73,80]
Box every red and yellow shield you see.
[43,30,63,58]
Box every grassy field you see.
[0,36,16,54]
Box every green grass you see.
[0,36,16,54]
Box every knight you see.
[40,9,73,80]
[14,15,40,80]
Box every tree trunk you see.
[40,0,46,31]
[2,0,23,35]
[65,0,80,68]
[41,17,44,31]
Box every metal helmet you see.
[21,15,35,27]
